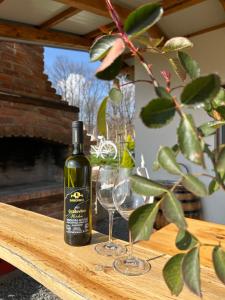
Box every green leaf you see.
[213,246,225,284]
[155,87,172,99]
[182,247,201,297]
[162,37,193,53]
[176,229,198,250]
[96,56,122,81]
[140,98,176,128]
[124,3,163,38]
[163,254,185,296]
[129,203,159,242]
[217,146,225,173]
[130,174,167,196]
[215,106,225,120]
[208,179,220,195]
[96,38,125,74]
[90,35,118,62]
[97,97,108,136]
[199,121,225,137]
[212,88,225,108]
[177,114,204,165]
[204,100,213,113]
[152,158,160,171]
[169,57,186,82]
[135,35,164,47]
[171,144,180,156]
[182,174,208,197]
[181,74,221,105]
[157,146,182,175]
[178,51,200,80]
[109,87,123,105]
[161,192,187,230]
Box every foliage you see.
[97,76,135,140]
[97,97,108,136]
[120,135,135,168]
[89,154,118,167]
[89,0,225,297]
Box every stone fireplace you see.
[0,41,90,219]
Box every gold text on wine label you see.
[69,191,84,202]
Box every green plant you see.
[89,1,225,297]
[89,154,119,167]
[120,134,135,168]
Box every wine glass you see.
[112,168,151,276]
[95,165,126,256]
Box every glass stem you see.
[108,210,114,244]
[128,230,134,259]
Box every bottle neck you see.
[72,122,83,154]
[73,143,84,155]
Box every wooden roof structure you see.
[0,0,224,51]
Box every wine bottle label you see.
[65,187,90,234]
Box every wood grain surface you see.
[0,203,224,300]
[145,218,225,269]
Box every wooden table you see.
[144,218,225,269]
[0,203,224,300]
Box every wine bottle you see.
[64,121,92,246]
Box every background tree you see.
[47,56,107,133]
[47,56,135,140]
[107,76,135,140]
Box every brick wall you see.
[0,96,77,144]
[0,41,92,219]
[0,41,92,148]
[0,42,60,100]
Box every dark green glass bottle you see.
[64,121,92,246]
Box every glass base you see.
[95,242,127,256]
[113,255,151,276]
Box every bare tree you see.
[46,57,135,139]
[47,56,107,133]
[107,76,135,140]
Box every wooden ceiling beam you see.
[186,22,225,38]
[40,7,81,29]
[56,0,164,41]
[84,0,205,40]
[0,21,91,50]
[219,0,225,10]
[54,0,129,20]
[163,0,206,16]
[85,23,115,39]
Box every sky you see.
[44,47,100,72]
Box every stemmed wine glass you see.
[95,165,126,256]
[112,168,151,275]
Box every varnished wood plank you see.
[145,218,225,268]
[0,20,91,50]
[40,7,81,29]
[219,0,225,10]
[186,22,225,38]
[0,203,224,299]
